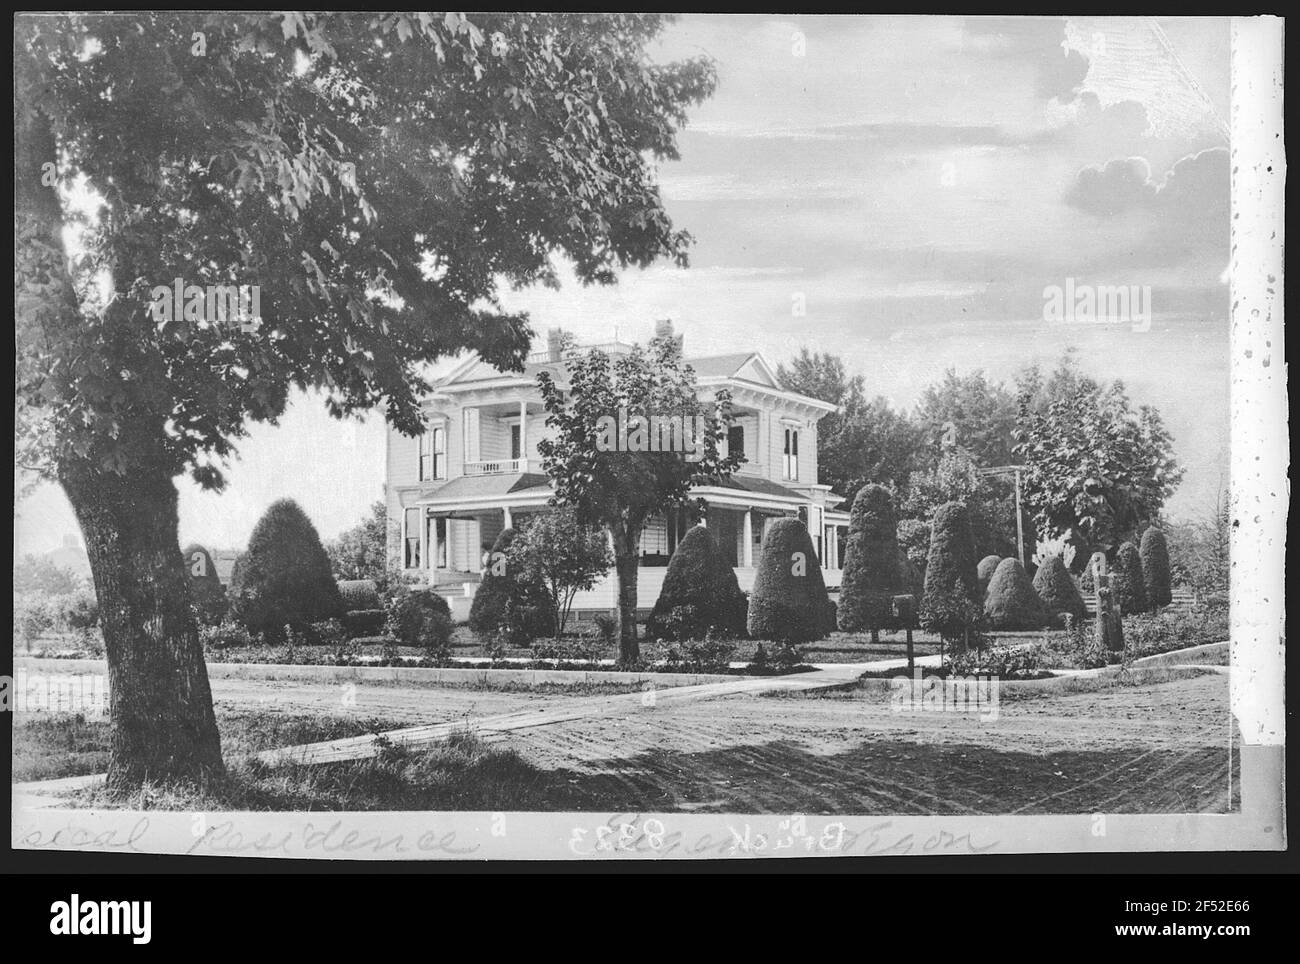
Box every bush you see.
[947,641,1046,679]
[591,612,618,644]
[182,543,228,625]
[1032,554,1087,626]
[1111,541,1147,615]
[983,558,1045,630]
[228,500,345,641]
[531,638,602,664]
[1140,527,1173,610]
[338,579,380,610]
[920,502,983,646]
[468,528,554,644]
[15,596,55,650]
[647,525,749,641]
[837,485,903,638]
[199,620,256,652]
[342,608,386,638]
[656,637,736,674]
[976,554,1002,596]
[746,518,832,644]
[384,585,453,656]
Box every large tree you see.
[916,367,1019,469]
[536,333,740,661]
[15,12,715,788]
[326,500,387,581]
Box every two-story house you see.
[384,322,851,620]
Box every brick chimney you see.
[546,327,563,362]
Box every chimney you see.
[546,327,562,362]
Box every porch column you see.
[742,509,754,567]
[420,509,430,577]
[445,516,454,572]
[519,399,527,464]
[829,525,839,569]
[503,505,512,529]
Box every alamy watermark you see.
[890,668,1000,722]
[148,278,262,333]
[1043,277,1151,332]
[594,408,708,462]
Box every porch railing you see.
[463,457,529,476]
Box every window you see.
[404,507,421,569]
[510,424,521,461]
[783,426,799,481]
[727,424,745,460]
[419,424,446,481]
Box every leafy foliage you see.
[837,485,902,634]
[916,367,1020,469]
[505,509,612,637]
[468,528,550,643]
[327,502,387,581]
[920,501,983,645]
[228,499,345,640]
[976,554,1002,596]
[746,518,832,644]
[384,584,453,655]
[536,332,741,660]
[13,555,83,596]
[646,525,748,641]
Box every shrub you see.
[342,608,386,638]
[1111,541,1147,615]
[983,558,1045,630]
[746,518,832,644]
[506,509,612,636]
[531,638,602,664]
[228,499,345,641]
[199,620,256,652]
[647,525,748,641]
[948,641,1045,679]
[468,528,554,644]
[591,612,618,644]
[1032,554,1088,626]
[837,485,903,639]
[976,554,1002,597]
[384,585,453,656]
[338,579,380,610]
[1139,527,1173,610]
[182,543,228,625]
[656,638,736,674]
[15,596,55,650]
[920,502,983,646]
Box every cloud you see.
[1064,156,1157,215]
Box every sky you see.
[13,14,1231,558]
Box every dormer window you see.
[419,424,446,481]
[727,424,745,460]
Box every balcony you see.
[463,458,529,476]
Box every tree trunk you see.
[60,459,225,792]
[610,523,640,664]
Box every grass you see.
[68,729,583,812]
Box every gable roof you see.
[437,350,786,392]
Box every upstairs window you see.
[727,424,745,460]
[783,426,799,481]
[419,425,446,481]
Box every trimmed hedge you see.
[1112,541,1148,615]
[983,557,1045,630]
[646,525,748,641]
[920,501,982,645]
[837,485,902,636]
[385,585,453,653]
[1032,554,1087,625]
[182,542,228,625]
[342,608,386,637]
[976,555,1002,597]
[746,518,832,643]
[1140,527,1173,610]
[467,527,554,643]
[228,500,345,640]
[338,579,380,610]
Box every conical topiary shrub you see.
[747,518,831,643]
[1032,553,1087,625]
[647,525,748,641]
[984,557,1045,630]
[467,527,553,642]
[182,542,228,625]
[976,554,1002,598]
[229,499,346,640]
[1139,527,1173,611]
[1112,541,1147,615]
[920,501,982,646]
[838,485,902,640]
